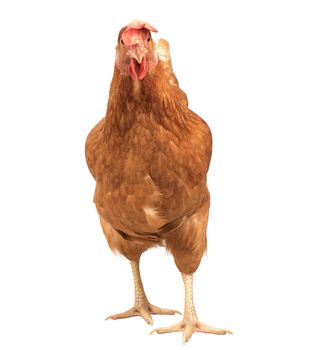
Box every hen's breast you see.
[95,112,209,235]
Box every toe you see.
[105,307,136,320]
[140,309,153,325]
[150,322,184,335]
[182,324,195,344]
[149,304,181,315]
[196,321,232,335]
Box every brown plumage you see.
[85,20,231,343]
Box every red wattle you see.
[128,58,138,81]
[138,58,148,80]
[127,57,148,81]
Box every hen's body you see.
[86,61,211,270]
[86,26,231,343]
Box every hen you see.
[85,20,231,343]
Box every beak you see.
[128,45,148,64]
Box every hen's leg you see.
[152,199,231,343]
[106,258,180,325]
[151,273,231,343]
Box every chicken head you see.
[115,20,158,81]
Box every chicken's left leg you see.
[106,258,180,325]
[151,273,232,343]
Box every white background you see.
[0,0,318,349]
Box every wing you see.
[85,117,105,180]
[157,39,188,107]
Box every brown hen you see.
[85,20,231,343]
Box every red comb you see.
[126,20,158,33]
[122,20,157,46]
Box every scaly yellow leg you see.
[106,259,180,325]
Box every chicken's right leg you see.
[106,258,180,325]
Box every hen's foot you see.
[106,259,180,325]
[150,273,232,343]
[106,303,181,325]
[151,318,232,344]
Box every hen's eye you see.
[147,37,151,42]
[120,39,124,45]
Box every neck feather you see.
[105,62,189,136]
